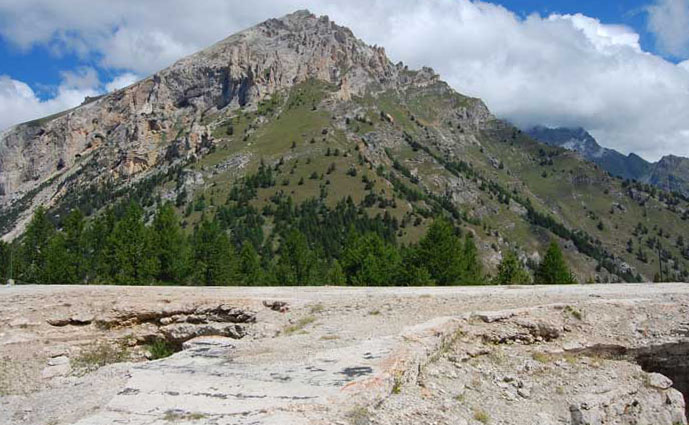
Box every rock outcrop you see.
[1,284,689,425]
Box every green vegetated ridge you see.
[3,77,689,285]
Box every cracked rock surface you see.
[1,284,689,424]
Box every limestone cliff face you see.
[0,10,489,239]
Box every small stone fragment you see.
[475,311,515,323]
[47,355,69,366]
[646,372,673,390]
[47,317,70,327]
[70,314,94,325]
[263,300,289,313]
[41,363,70,379]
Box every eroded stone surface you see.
[1,284,689,425]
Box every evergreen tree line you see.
[0,198,576,286]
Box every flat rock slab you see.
[75,337,394,424]
[2,284,689,425]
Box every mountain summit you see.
[526,126,689,196]
[0,10,465,236]
[525,126,652,181]
[1,10,688,283]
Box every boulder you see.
[160,323,246,344]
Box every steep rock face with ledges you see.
[0,10,488,239]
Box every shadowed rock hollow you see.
[1,284,688,425]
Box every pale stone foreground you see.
[1,284,688,425]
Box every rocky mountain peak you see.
[647,155,689,195]
[525,126,655,181]
[165,9,399,108]
[525,126,602,157]
[0,10,453,239]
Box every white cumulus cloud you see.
[0,0,688,160]
[0,70,99,130]
[0,69,143,130]
[104,72,140,92]
[647,0,689,58]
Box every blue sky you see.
[501,0,656,50]
[0,0,688,161]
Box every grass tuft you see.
[72,341,129,374]
[148,339,178,360]
[531,351,552,364]
[474,409,490,424]
[283,315,317,335]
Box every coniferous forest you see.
[0,163,575,286]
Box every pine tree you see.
[493,250,531,285]
[414,219,464,285]
[20,206,55,283]
[0,240,12,282]
[43,233,73,284]
[192,219,239,285]
[398,246,434,285]
[85,208,117,282]
[41,210,88,285]
[106,201,160,285]
[152,203,189,283]
[534,241,576,284]
[326,259,346,285]
[62,209,87,283]
[460,234,484,284]
[239,242,262,284]
[275,229,316,285]
[341,231,401,286]
[398,264,434,286]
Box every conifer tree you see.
[534,241,576,284]
[326,259,346,286]
[0,240,12,282]
[62,209,87,282]
[43,233,73,284]
[239,242,262,284]
[341,231,401,286]
[192,219,239,285]
[106,201,160,285]
[460,234,484,284]
[152,202,189,283]
[493,250,531,285]
[20,206,55,283]
[42,210,87,284]
[85,208,117,282]
[398,246,434,285]
[414,219,463,285]
[275,229,316,285]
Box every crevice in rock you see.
[46,305,256,364]
[94,304,256,329]
[566,341,689,418]
[633,342,689,417]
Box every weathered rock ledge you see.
[1,284,688,424]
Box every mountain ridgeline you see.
[1,10,689,284]
[526,126,689,197]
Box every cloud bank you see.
[647,0,689,58]
[0,68,138,130]
[0,0,688,161]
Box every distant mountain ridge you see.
[525,126,689,196]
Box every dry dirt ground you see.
[1,284,688,425]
